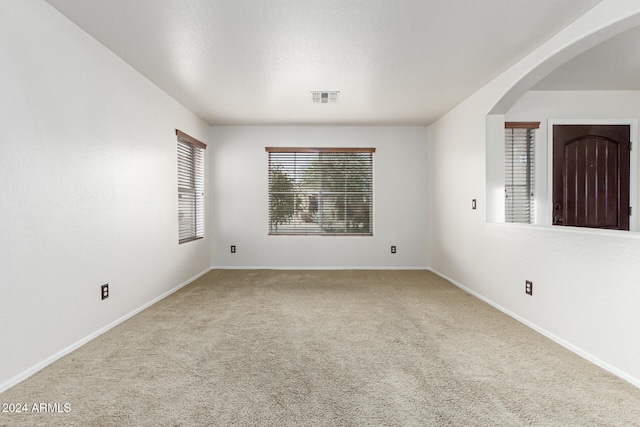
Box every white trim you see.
[488,220,640,240]
[547,119,637,232]
[5,266,636,393]
[0,268,212,394]
[428,267,640,389]
[210,265,430,270]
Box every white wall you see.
[428,1,640,387]
[0,1,211,391]
[210,126,428,269]
[504,90,640,227]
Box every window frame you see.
[504,122,539,224]
[177,129,206,244]
[266,147,375,236]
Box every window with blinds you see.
[177,130,206,243]
[505,122,539,224]
[266,147,374,236]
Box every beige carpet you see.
[1,269,640,426]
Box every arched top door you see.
[552,125,630,230]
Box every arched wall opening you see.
[485,11,640,230]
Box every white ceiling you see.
[45,0,603,125]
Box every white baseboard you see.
[428,268,640,389]
[9,266,634,394]
[0,267,212,394]
[210,265,430,270]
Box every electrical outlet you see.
[101,284,109,300]
[525,280,533,295]
[391,245,396,254]
[230,245,236,253]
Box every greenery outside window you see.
[266,147,375,236]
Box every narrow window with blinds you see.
[266,147,374,236]
[177,130,206,243]
[505,122,539,224]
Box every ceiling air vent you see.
[311,91,339,103]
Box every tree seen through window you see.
[267,148,374,235]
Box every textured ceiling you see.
[45,0,603,125]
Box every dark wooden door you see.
[553,125,630,230]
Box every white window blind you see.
[505,122,539,224]
[266,147,374,236]
[177,130,206,243]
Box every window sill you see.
[486,222,640,239]
[179,236,204,244]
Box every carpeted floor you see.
[1,269,640,426]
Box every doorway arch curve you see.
[485,8,640,226]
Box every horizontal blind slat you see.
[178,138,205,243]
[505,127,535,224]
[268,150,373,236]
